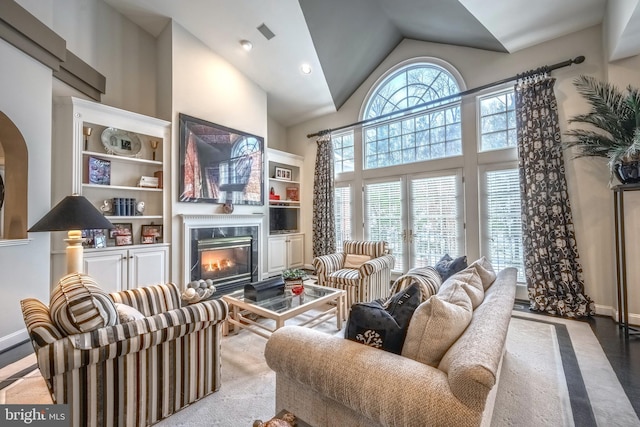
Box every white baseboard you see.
[595,304,640,326]
[0,329,29,353]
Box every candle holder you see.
[149,140,160,160]
[83,127,92,151]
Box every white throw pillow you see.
[468,256,497,290]
[343,254,371,269]
[114,302,145,323]
[401,282,473,367]
[439,266,485,309]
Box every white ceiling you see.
[103,0,639,127]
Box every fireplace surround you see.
[181,214,264,296]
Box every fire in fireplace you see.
[197,236,253,287]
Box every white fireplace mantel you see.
[180,214,264,285]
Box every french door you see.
[363,169,464,274]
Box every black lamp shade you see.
[28,194,114,232]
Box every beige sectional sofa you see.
[264,262,517,427]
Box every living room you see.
[1,0,640,425]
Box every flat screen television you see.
[269,208,298,233]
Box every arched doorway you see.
[0,111,28,239]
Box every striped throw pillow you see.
[50,273,118,335]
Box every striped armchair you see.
[313,240,395,309]
[20,282,228,427]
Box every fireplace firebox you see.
[189,223,259,296]
[197,236,252,286]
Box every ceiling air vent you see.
[257,23,275,40]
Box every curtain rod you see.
[307,55,585,139]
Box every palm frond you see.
[566,75,640,170]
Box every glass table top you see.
[224,282,339,315]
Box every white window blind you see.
[483,168,525,282]
[364,180,403,271]
[410,174,462,267]
[334,186,352,250]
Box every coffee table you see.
[222,283,346,338]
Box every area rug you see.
[2,312,638,426]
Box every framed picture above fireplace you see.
[178,114,264,206]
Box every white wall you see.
[268,117,287,151]
[286,25,628,318]
[0,38,53,349]
[164,21,269,283]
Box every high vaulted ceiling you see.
[103,0,640,127]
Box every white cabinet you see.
[266,149,305,273]
[51,97,171,287]
[82,245,169,293]
[267,233,305,274]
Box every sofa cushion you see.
[439,266,485,309]
[345,283,421,354]
[343,254,371,269]
[468,256,497,290]
[434,254,468,281]
[114,302,145,323]
[401,282,473,367]
[50,273,118,335]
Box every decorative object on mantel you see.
[222,201,234,213]
[564,75,640,184]
[182,279,216,304]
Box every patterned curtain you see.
[312,134,336,258]
[515,76,595,318]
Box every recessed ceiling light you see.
[300,63,312,75]
[240,40,253,52]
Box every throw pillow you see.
[390,266,442,302]
[113,302,145,323]
[434,254,468,281]
[345,283,421,354]
[468,256,497,290]
[343,254,372,269]
[401,282,473,367]
[50,273,118,335]
[439,266,485,309]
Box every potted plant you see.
[282,268,307,294]
[564,75,640,184]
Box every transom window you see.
[362,63,462,169]
[479,90,516,151]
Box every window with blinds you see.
[334,185,352,250]
[410,174,462,267]
[483,168,525,282]
[364,180,403,271]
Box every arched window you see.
[362,62,463,169]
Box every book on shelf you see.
[88,156,111,185]
[286,187,299,201]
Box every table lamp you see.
[28,194,114,274]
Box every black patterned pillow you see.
[345,283,421,354]
[435,254,468,281]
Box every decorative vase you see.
[614,161,640,184]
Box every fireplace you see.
[197,236,253,286]
[182,214,264,296]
